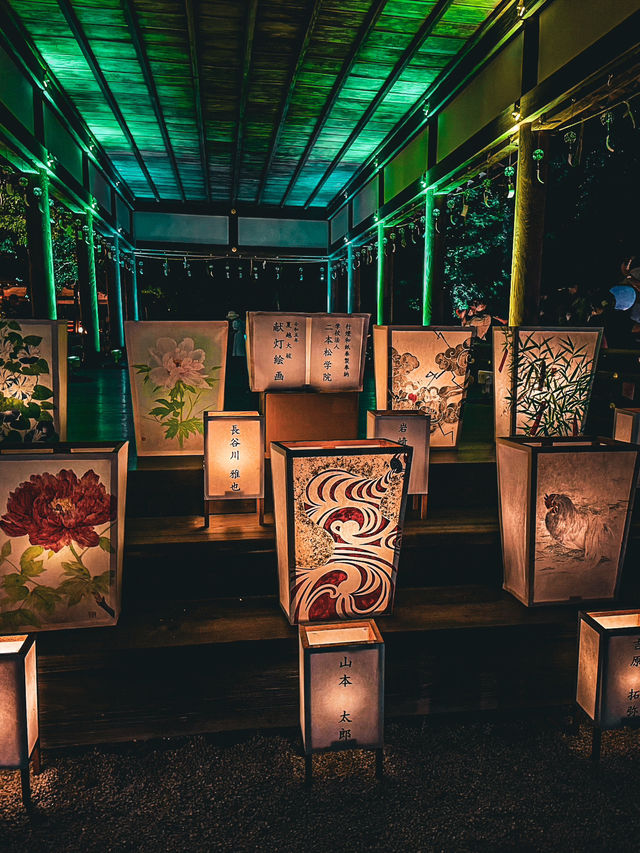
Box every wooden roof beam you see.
[232,0,258,205]
[303,0,455,209]
[280,0,387,207]
[256,0,324,204]
[56,0,160,200]
[184,0,211,202]
[122,0,186,202]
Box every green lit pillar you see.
[347,242,354,314]
[77,209,100,356]
[111,237,125,348]
[326,258,333,312]
[422,186,435,326]
[376,219,384,325]
[130,255,140,321]
[25,169,56,319]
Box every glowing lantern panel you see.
[613,408,640,444]
[0,635,38,770]
[577,610,640,729]
[204,411,264,500]
[492,327,601,438]
[299,620,384,754]
[366,410,430,494]
[497,437,639,606]
[271,439,412,624]
[373,326,473,448]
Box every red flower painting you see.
[0,469,116,552]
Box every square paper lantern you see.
[203,411,264,500]
[0,318,67,443]
[492,327,602,438]
[125,321,228,455]
[0,634,38,804]
[577,610,640,730]
[246,312,369,392]
[366,410,430,495]
[613,408,640,444]
[299,620,384,756]
[497,437,639,606]
[373,325,474,448]
[0,441,128,632]
[271,439,412,624]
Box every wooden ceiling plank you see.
[55,0,160,200]
[303,0,456,208]
[232,0,258,204]
[184,0,211,202]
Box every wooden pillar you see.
[376,220,384,325]
[76,210,100,357]
[347,242,354,314]
[24,169,56,319]
[326,257,333,312]
[422,186,435,325]
[110,238,125,349]
[509,122,547,326]
[130,253,140,321]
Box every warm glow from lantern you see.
[0,634,38,770]
[299,620,384,754]
[614,408,640,445]
[577,610,640,729]
[203,411,264,500]
[366,410,430,494]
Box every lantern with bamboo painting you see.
[0,319,67,444]
[373,326,474,448]
[497,436,639,606]
[492,327,602,438]
[299,620,384,782]
[0,442,128,632]
[0,634,39,806]
[271,439,412,624]
[246,312,369,392]
[366,410,430,496]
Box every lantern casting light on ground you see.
[204,411,264,500]
[0,634,39,806]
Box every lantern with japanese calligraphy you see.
[203,411,264,500]
[246,312,369,392]
[0,441,128,631]
[0,318,67,444]
[492,327,602,438]
[497,437,639,607]
[577,610,640,732]
[0,634,39,806]
[373,325,474,448]
[125,321,227,455]
[299,620,384,771]
[271,439,412,624]
[366,410,430,495]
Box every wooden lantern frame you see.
[299,619,384,784]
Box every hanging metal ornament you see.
[446,195,458,225]
[183,256,189,270]
[163,259,169,277]
[563,129,577,165]
[432,208,441,233]
[354,250,361,269]
[532,148,545,183]
[207,262,214,277]
[275,264,281,280]
[383,236,388,256]
[623,100,637,130]
[504,164,515,199]
[319,265,325,282]
[138,261,144,276]
[481,176,492,207]
[389,232,396,253]
[461,190,470,222]
[410,222,417,244]
[225,262,230,279]
[399,226,406,249]
[601,111,614,152]
[366,244,372,265]
[238,264,243,279]
[331,266,337,280]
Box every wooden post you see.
[509,122,547,326]
[376,219,384,325]
[326,257,333,312]
[76,210,100,358]
[422,186,435,325]
[110,237,125,349]
[25,169,56,319]
[347,242,354,314]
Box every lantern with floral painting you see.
[271,439,412,624]
[0,442,128,632]
[492,327,602,438]
[497,436,639,606]
[373,326,474,448]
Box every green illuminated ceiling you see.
[6,0,502,208]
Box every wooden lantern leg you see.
[419,494,428,520]
[257,497,265,527]
[20,766,31,808]
[203,499,211,529]
[375,747,384,780]
[32,741,42,775]
[304,754,313,787]
[591,725,602,763]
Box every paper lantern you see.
[0,634,39,806]
[271,439,412,624]
[299,620,384,780]
[246,312,369,392]
[125,321,228,455]
[0,441,128,631]
[0,318,67,444]
[492,327,602,438]
[613,408,640,444]
[497,437,639,606]
[373,325,474,448]
[366,410,430,495]
[203,411,264,499]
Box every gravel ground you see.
[1,712,639,852]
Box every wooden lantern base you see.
[304,746,384,786]
[19,740,41,809]
[203,498,265,528]
[411,494,428,520]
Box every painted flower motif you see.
[1,370,38,401]
[0,469,116,552]
[148,337,208,389]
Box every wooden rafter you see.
[303,0,456,208]
[232,0,258,205]
[122,0,186,202]
[280,0,388,207]
[184,0,211,202]
[56,0,160,200]
[256,0,324,204]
